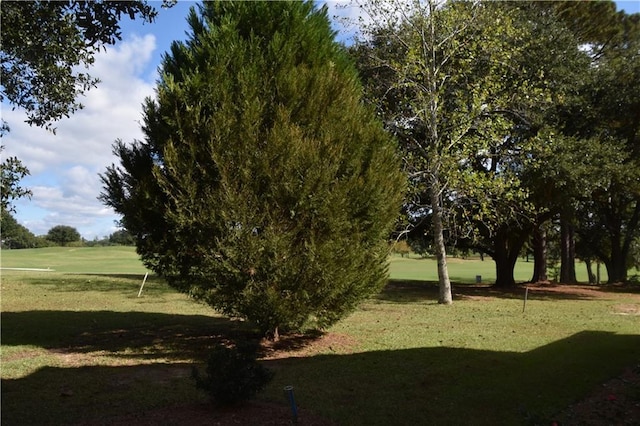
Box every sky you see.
[2,1,639,240]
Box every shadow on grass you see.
[1,362,207,425]
[264,330,640,425]
[380,279,609,304]
[0,310,260,361]
[17,273,174,296]
[3,331,639,425]
[588,282,640,295]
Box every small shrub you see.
[192,343,274,406]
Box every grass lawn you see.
[388,253,615,284]
[1,247,639,425]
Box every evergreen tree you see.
[100,1,405,338]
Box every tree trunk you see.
[495,255,516,287]
[266,327,280,342]
[559,216,577,284]
[606,252,628,283]
[493,229,526,288]
[600,201,638,283]
[585,260,596,284]
[430,179,452,304]
[530,224,548,283]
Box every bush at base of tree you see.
[100,1,405,338]
[192,343,274,406]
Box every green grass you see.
[1,247,639,425]
[388,253,618,283]
[263,283,640,424]
[0,246,150,274]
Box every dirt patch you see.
[260,332,359,360]
[525,283,640,300]
[612,304,640,316]
[2,348,44,363]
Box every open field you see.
[0,246,150,274]
[1,247,639,425]
[2,246,623,283]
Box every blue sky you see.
[2,1,639,240]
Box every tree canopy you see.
[1,146,32,214]
[352,0,640,286]
[0,0,169,131]
[0,210,41,249]
[100,0,405,337]
[46,225,81,246]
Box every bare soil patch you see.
[525,283,640,300]
[260,332,359,360]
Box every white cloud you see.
[2,35,157,239]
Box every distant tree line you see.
[0,211,134,249]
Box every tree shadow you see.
[258,329,327,358]
[586,282,640,295]
[75,273,156,280]
[3,331,639,425]
[375,279,441,303]
[18,273,173,296]
[379,279,607,304]
[1,362,208,425]
[263,330,640,425]
[0,310,260,361]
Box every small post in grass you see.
[284,385,298,423]
[522,286,529,313]
[137,272,149,297]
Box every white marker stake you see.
[138,272,149,297]
[522,287,529,313]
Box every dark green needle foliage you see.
[100,1,405,337]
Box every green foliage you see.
[108,229,135,246]
[0,210,39,249]
[101,1,405,336]
[192,343,274,406]
[390,240,412,257]
[46,225,81,246]
[352,1,591,287]
[0,1,163,131]
[553,5,640,283]
[0,146,32,213]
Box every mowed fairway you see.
[0,246,150,274]
[1,247,639,425]
[388,253,612,284]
